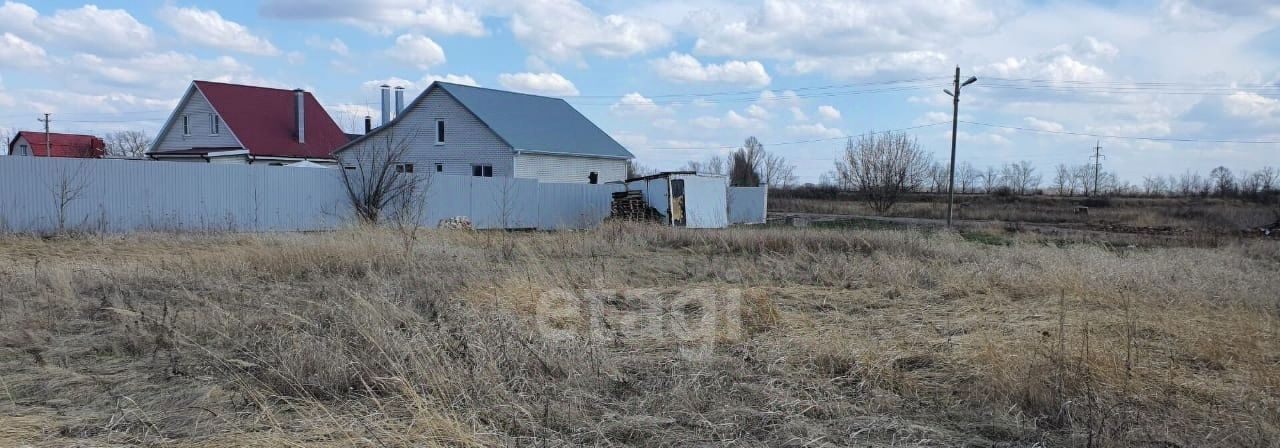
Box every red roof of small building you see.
[9,132,105,158]
[192,80,348,159]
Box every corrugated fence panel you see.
[727,186,768,225]
[0,158,635,233]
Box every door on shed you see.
[670,179,686,227]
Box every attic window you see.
[210,114,221,135]
[182,115,190,135]
[435,120,445,144]
[19,144,28,155]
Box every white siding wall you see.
[154,89,241,152]
[338,88,514,177]
[513,153,627,184]
[11,136,32,156]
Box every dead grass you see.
[772,195,1280,233]
[0,224,1277,446]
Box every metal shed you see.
[623,172,729,228]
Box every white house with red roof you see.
[147,81,350,165]
[7,132,105,158]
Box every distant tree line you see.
[676,136,798,188]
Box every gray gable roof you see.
[435,82,633,160]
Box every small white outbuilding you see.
[623,172,729,228]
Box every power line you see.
[958,120,1280,144]
[571,77,949,99]
[636,121,952,151]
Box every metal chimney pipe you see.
[380,85,391,126]
[293,89,305,143]
[364,116,372,134]
[394,86,405,117]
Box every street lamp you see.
[943,67,976,228]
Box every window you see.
[435,163,443,172]
[344,166,356,170]
[395,163,415,173]
[210,114,221,135]
[435,120,445,144]
[182,115,190,135]
[472,164,492,177]
[588,172,599,184]
[19,144,28,155]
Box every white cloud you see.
[1221,91,1280,122]
[692,109,764,130]
[389,34,446,70]
[67,52,258,91]
[745,104,769,119]
[1024,116,1065,132]
[497,72,579,96]
[158,6,280,56]
[0,32,46,68]
[790,107,808,121]
[307,36,350,56]
[651,52,770,86]
[611,92,671,117]
[422,74,479,86]
[817,105,841,121]
[259,0,486,37]
[0,2,40,38]
[42,5,154,55]
[787,122,844,139]
[692,0,1005,77]
[1073,36,1118,60]
[510,0,672,61]
[286,51,306,65]
[789,51,949,79]
[978,54,1106,82]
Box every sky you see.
[0,0,1278,184]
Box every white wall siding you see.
[728,186,767,224]
[339,89,514,178]
[514,153,627,184]
[11,136,32,156]
[154,89,241,152]
[0,157,633,233]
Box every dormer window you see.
[210,114,221,135]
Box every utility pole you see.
[38,113,51,157]
[943,67,977,227]
[1090,140,1103,196]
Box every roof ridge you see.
[194,79,306,94]
[437,81,569,102]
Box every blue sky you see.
[1,0,1278,183]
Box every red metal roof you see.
[9,132,105,158]
[193,81,348,159]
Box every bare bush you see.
[336,129,423,224]
[834,131,930,213]
[103,130,152,159]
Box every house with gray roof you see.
[332,82,633,184]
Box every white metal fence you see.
[0,157,767,234]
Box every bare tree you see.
[103,130,152,159]
[1053,164,1073,196]
[729,137,764,186]
[1142,176,1168,197]
[980,165,1001,192]
[625,160,655,179]
[0,127,13,155]
[49,161,91,233]
[336,129,422,224]
[956,162,979,194]
[1209,166,1235,197]
[926,161,949,194]
[761,152,797,188]
[834,131,930,213]
[1002,161,1041,195]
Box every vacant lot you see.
[1,225,1278,446]
[771,194,1279,234]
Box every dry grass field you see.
[771,195,1279,234]
[1,224,1278,446]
